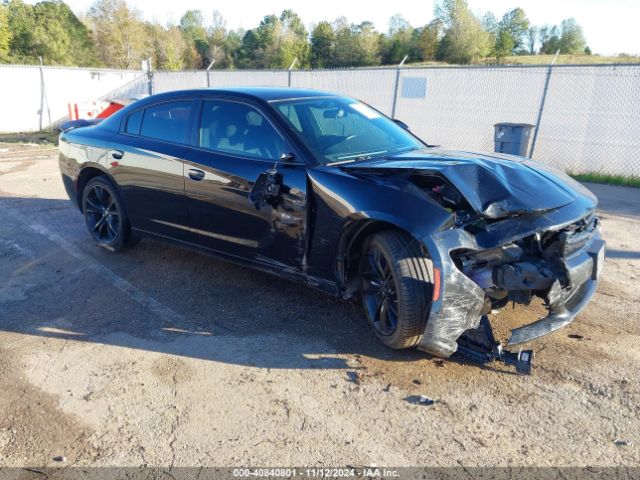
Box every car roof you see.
[145,86,342,103]
[97,86,347,132]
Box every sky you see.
[60,0,640,56]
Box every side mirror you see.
[393,118,410,130]
[249,168,282,210]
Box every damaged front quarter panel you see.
[417,229,485,357]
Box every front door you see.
[184,98,308,271]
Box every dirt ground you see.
[0,143,639,468]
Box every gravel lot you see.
[0,144,639,468]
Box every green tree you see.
[278,9,310,68]
[436,0,492,64]
[5,0,35,61]
[147,23,186,70]
[558,18,586,54]
[222,29,242,68]
[310,21,335,68]
[179,9,208,67]
[526,26,537,54]
[539,25,561,54]
[493,29,515,60]
[495,7,529,57]
[207,10,231,68]
[332,17,365,67]
[0,3,12,58]
[4,0,97,65]
[354,21,381,66]
[410,19,443,62]
[87,0,150,69]
[239,10,309,69]
[382,14,412,64]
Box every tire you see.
[360,230,433,349]
[81,176,132,252]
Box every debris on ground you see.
[52,456,66,462]
[568,334,585,340]
[614,439,631,446]
[404,395,436,406]
[346,370,361,385]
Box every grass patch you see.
[0,131,59,145]
[570,172,640,189]
[410,54,640,67]
[487,54,640,66]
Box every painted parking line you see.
[3,204,185,325]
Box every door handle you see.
[188,168,205,181]
[111,150,124,160]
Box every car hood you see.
[339,148,597,219]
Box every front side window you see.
[139,101,193,144]
[198,100,283,161]
[272,97,424,164]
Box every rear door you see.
[183,98,308,270]
[110,99,195,240]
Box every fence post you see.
[38,56,51,131]
[390,55,408,119]
[288,58,297,87]
[142,58,153,95]
[206,60,215,87]
[529,50,559,159]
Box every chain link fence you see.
[149,64,640,178]
[2,63,638,177]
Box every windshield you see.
[271,97,424,164]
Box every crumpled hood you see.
[340,148,597,219]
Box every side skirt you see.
[132,227,339,297]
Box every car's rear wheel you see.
[82,176,131,252]
[360,230,433,349]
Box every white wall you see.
[0,65,144,132]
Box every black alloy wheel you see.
[362,245,400,336]
[82,176,132,251]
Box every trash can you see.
[494,123,535,157]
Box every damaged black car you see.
[58,87,605,373]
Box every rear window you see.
[139,101,193,144]
[125,109,143,135]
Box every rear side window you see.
[139,101,193,144]
[125,109,143,135]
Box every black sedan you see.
[58,87,605,369]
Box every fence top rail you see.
[4,62,640,75]
[0,63,145,73]
[205,63,640,73]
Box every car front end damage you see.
[418,207,605,374]
[338,149,605,372]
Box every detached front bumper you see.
[508,236,604,345]
[417,221,605,359]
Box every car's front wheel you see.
[82,176,132,252]
[360,230,434,349]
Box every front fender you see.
[417,229,484,357]
[306,166,453,282]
